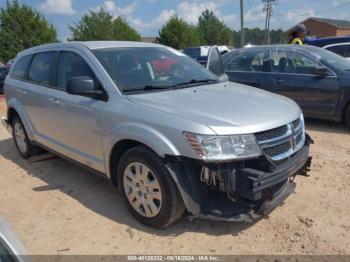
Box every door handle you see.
[19,89,27,95]
[274,78,284,84]
[48,97,60,105]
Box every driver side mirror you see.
[311,67,332,77]
[207,46,227,80]
[67,77,108,101]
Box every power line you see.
[274,1,350,18]
[263,0,276,45]
[240,0,245,47]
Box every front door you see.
[265,48,341,117]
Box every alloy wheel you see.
[123,162,162,218]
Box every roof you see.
[18,41,163,57]
[287,17,350,32]
[310,17,350,29]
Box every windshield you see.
[93,47,218,92]
[314,48,350,71]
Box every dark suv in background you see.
[306,36,350,59]
[222,45,350,127]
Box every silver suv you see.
[1,41,312,228]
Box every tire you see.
[345,105,350,128]
[117,146,185,228]
[12,116,42,159]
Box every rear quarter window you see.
[10,55,32,80]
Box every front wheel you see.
[117,146,185,228]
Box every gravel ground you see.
[0,95,349,255]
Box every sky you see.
[0,0,350,40]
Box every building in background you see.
[141,37,157,43]
[287,17,350,38]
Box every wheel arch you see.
[109,139,146,186]
[6,98,35,140]
[7,107,19,124]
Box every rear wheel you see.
[117,146,185,228]
[345,105,350,128]
[12,116,42,159]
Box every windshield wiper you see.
[123,84,172,93]
[123,79,218,93]
[173,79,218,87]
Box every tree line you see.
[0,0,286,63]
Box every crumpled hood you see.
[127,81,302,135]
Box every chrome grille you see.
[255,125,288,142]
[264,141,292,157]
[292,118,302,130]
[255,116,305,162]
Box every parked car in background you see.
[222,45,350,127]
[2,41,311,228]
[306,36,350,59]
[0,66,10,94]
[183,45,230,66]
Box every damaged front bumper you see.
[165,134,313,222]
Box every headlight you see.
[184,132,262,161]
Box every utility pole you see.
[263,0,276,45]
[240,0,244,48]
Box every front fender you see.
[6,97,35,140]
[104,122,181,177]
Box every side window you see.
[326,45,346,57]
[269,49,289,73]
[226,51,266,72]
[287,51,321,75]
[269,49,321,74]
[10,55,32,80]
[28,52,57,86]
[57,52,99,90]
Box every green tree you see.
[233,28,286,48]
[0,0,57,63]
[197,10,233,46]
[156,16,201,49]
[69,8,141,41]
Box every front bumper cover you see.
[165,134,313,222]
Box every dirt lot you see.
[0,95,349,255]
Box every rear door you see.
[20,51,59,139]
[44,50,106,172]
[265,47,341,117]
[223,49,268,89]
